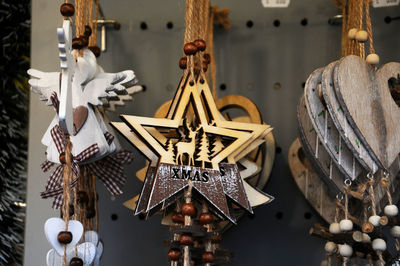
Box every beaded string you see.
[183,181,193,266]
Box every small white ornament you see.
[44,218,83,256]
[324,241,337,254]
[372,238,386,251]
[85,231,99,246]
[339,219,353,231]
[368,215,381,226]
[384,204,398,217]
[362,233,371,243]
[94,241,104,266]
[366,54,380,65]
[390,226,400,238]
[329,222,341,234]
[338,244,353,257]
[66,242,96,266]
[347,28,358,40]
[355,30,368,42]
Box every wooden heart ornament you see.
[73,105,88,134]
[335,55,400,170]
[44,218,83,256]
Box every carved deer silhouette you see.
[176,120,199,166]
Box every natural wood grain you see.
[335,55,400,170]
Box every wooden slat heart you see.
[73,105,88,134]
[334,55,400,170]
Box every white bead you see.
[339,219,353,231]
[372,238,386,251]
[366,54,379,65]
[368,215,381,226]
[384,204,398,217]
[390,226,400,238]
[356,30,368,42]
[339,244,353,257]
[348,28,358,40]
[320,260,328,266]
[362,233,371,243]
[325,241,337,254]
[329,223,341,234]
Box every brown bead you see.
[57,231,73,244]
[59,152,66,164]
[79,35,89,47]
[181,203,196,217]
[202,62,208,72]
[168,248,181,261]
[194,39,206,52]
[88,46,101,57]
[379,216,389,226]
[211,234,222,244]
[199,212,214,225]
[202,252,215,263]
[84,25,92,37]
[60,3,75,17]
[171,212,184,224]
[362,222,374,233]
[183,42,197,56]
[72,37,84,50]
[86,207,96,219]
[180,233,194,245]
[203,53,211,64]
[70,257,83,266]
[179,57,187,69]
[77,191,89,205]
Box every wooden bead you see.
[390,226,400,238]
[355,30,368,42]
[60,3,75,17]
[339,219,353,231]
[57,231,73,244]
[183,43,197,56]
[324,241,337,254]
[384,204,398,217]
[84,25,92,37]
[362,233,371,243]
[329,222,341,234]
[379,216,389,226]
[203,53,211,64]
[179,57,187,69]
[70,257,83,266]
[211,234,222,244]
[202,62,208,72]
[180,233,194,245]
[338,244,353,257]
[320,260,328,266]
[181,203,196,217]
[362,222,374,233]
[88,46,101,57]
[372,238,386,251]
[171,212,184,224]
[168,248,181,261]
[72,37,84,50]
[366,53,379,65]
[86,207,96,219]
[77,191,89,205]
[347,28,357,40]
[194,39,206,52]
[79,35,89,47]
[368,215,381,226]
[199,212,214,225]
[59,152,66,164]
[201,251,215,263]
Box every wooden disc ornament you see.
[112,0,274,264]
[289,0,400,264]
[29,1,139,265]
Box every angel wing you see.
[83,70,139,106]
[104,85,143,112]
[28,69,60,106]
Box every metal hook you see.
[336,193,344,200]
[93,5,121,52]
[344,179,352,186]
[367,172,374,180]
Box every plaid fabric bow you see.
[40,125,133,209]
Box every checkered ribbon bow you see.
[40,125,133,209]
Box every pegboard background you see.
[25,0,400,265]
